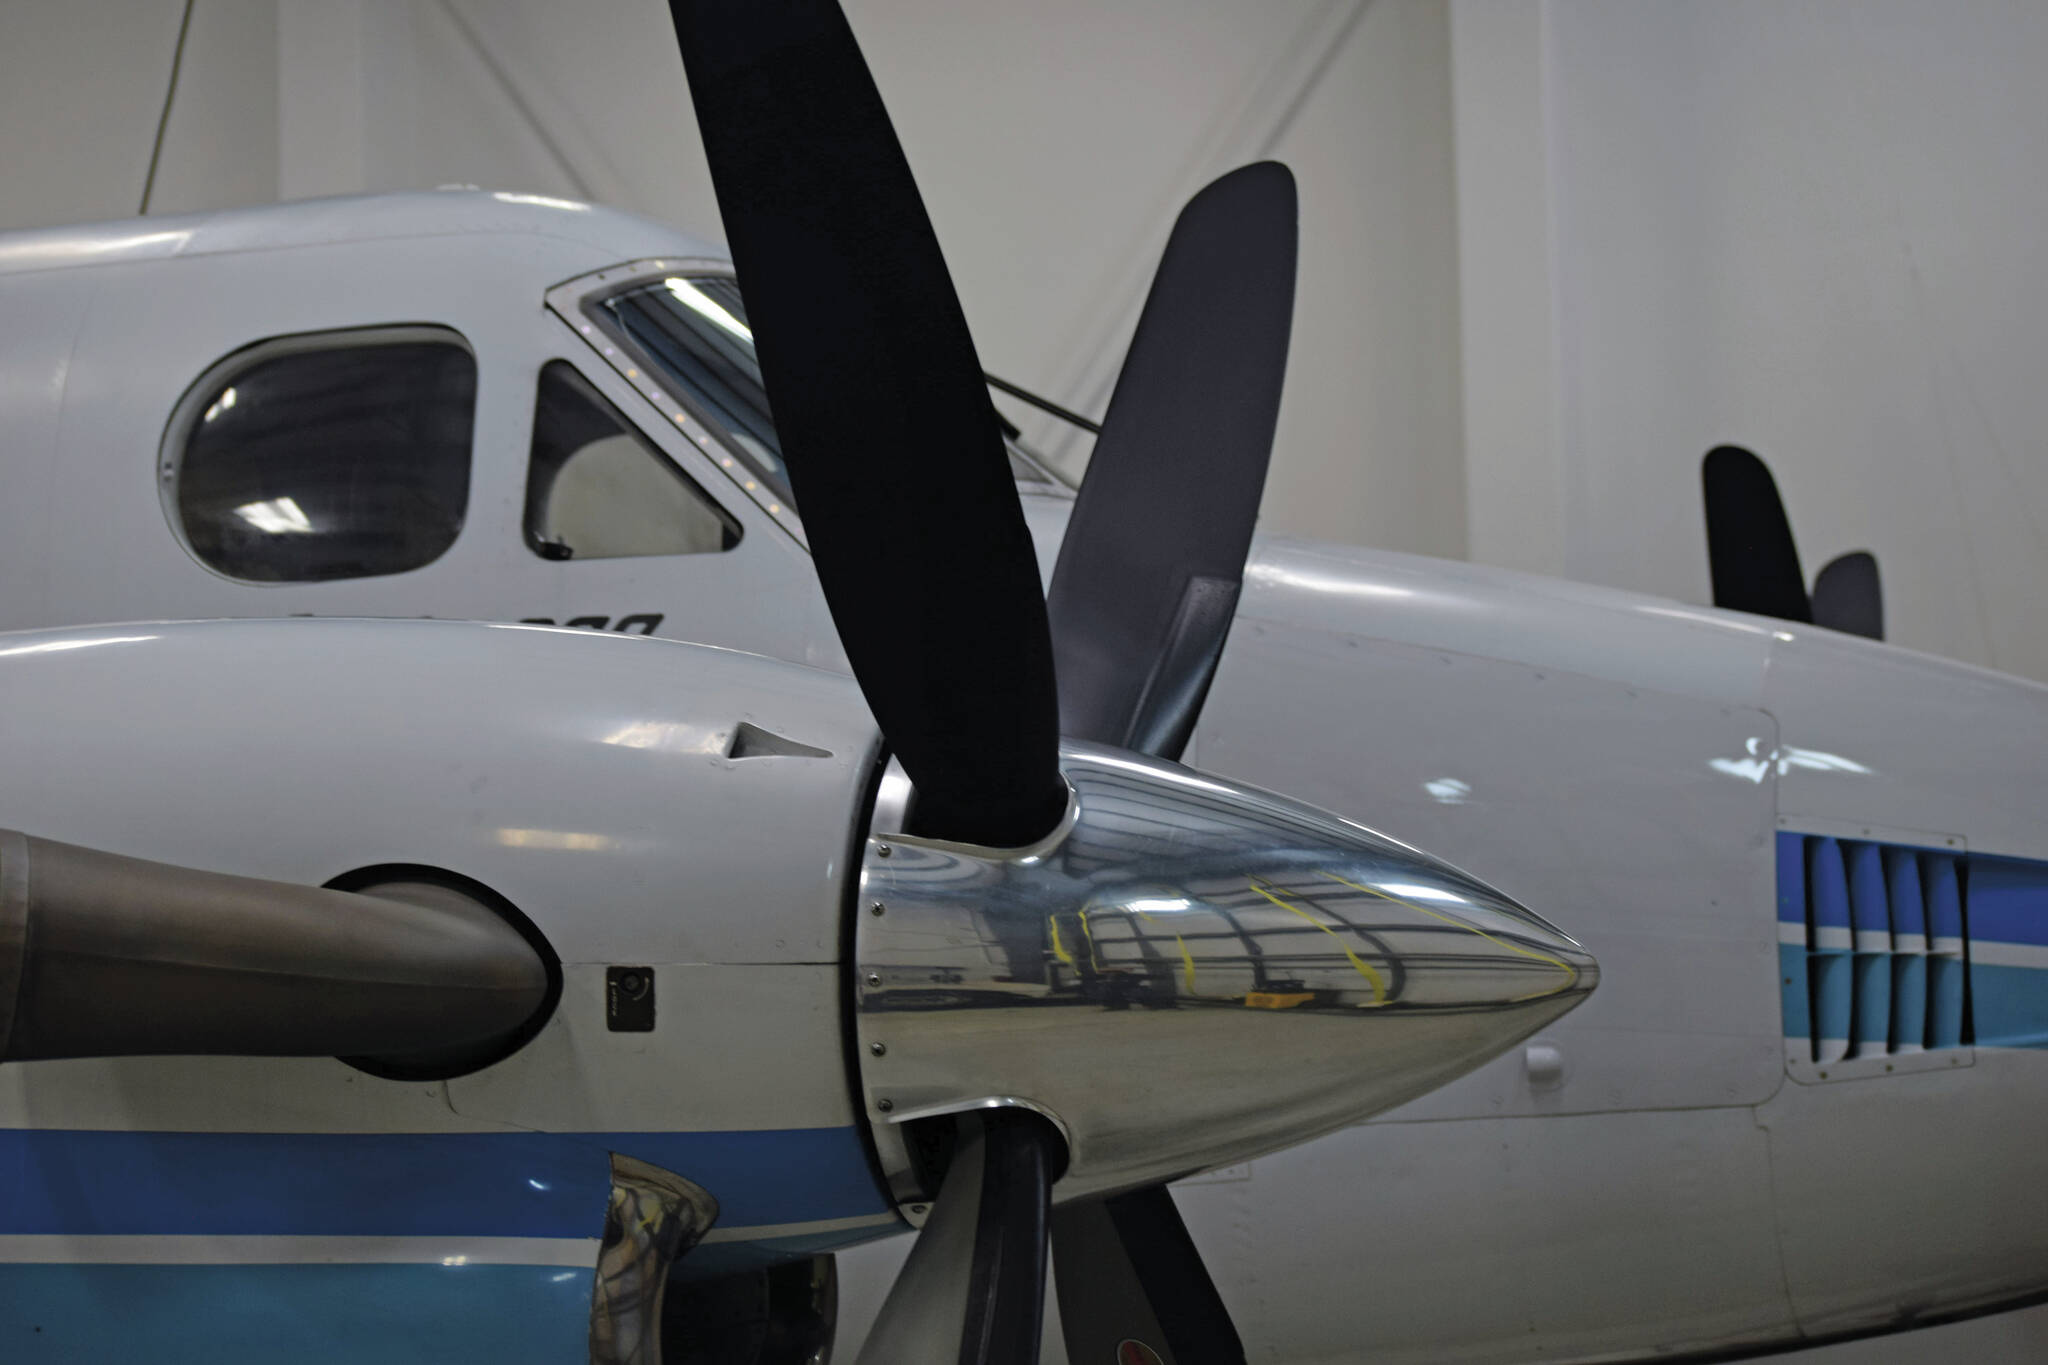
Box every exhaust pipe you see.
[0,830,550,1066]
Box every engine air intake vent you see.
[1779,833,1967,1063]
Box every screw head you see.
[870,900,885,917]
[870,1041,887,1056]
[876,1098,895,1113]
[865,972,882,988]
[909,1204,928,1216]
[876,843,892,858]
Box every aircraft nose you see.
[851,743,1598,1205]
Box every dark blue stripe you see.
[0,1263,589,1364]
[0,1127,886,1238]
[1961,854,2048,947]
[1776,831,1805,924]
[1885,848,1927,938]
[1847,844,1888,934]
[1927,855,1963,941]
[1810,837,1850,931]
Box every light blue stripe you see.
[1890,953,1929,1049]
[0,1262,590,1364]
[1778,942,1809,1041]
[1963,962,2048,1049]
[0,1128,886,1238]
[1851,952,1891,1045]
[1811,951,1853,1049]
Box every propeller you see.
[666,3,1292,1361]
[1702,444,1812,624]
[1812,549,1884,641]
[1045,161,1295,761]
[1701,445,1884,639]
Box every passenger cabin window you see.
[524,361,739,560]
[170,330,475,582]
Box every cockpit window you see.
[524,361,740,560]
[167,328,474,583]
[586,273,1065,510]
[593,277,792,504]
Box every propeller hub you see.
[853,743,1597,1207]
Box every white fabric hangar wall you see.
[1456,0,2048,681]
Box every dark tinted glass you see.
[596,277,792,504]
[175,338,476,582]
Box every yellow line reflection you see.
[1048,915,1076,967]
[1317,870,1579,1000]
[1248,880,1388,1004]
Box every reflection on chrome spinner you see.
[855,742,1598,1205]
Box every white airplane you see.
[0,4,2042,1364]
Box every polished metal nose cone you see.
[853,743,1597,1205]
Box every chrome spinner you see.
[854,742,1598,1207]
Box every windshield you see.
[593,276,794,504]
[588,273,1066,513]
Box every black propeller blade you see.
[1052,1186,1245,1365]
[1812,549,1884,640]
[666,0,1066,849]
[1702,444,1812,623]
[855,1111,1055,1365]
[1046,162,1297,762]
[1701,446,1886,640]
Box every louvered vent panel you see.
[1794,835,1968,1062]
[1926,855,1967,1049]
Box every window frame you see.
[158,324,479,586]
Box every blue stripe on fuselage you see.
[1778,942,1810,1041]
[1962,964,2048,1050]
[0,1127,886,1238]
[1778,836,2048,1050]
[0,1262,591,1364]
[1777,830,1805,924]
[1961,854,2048,947]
